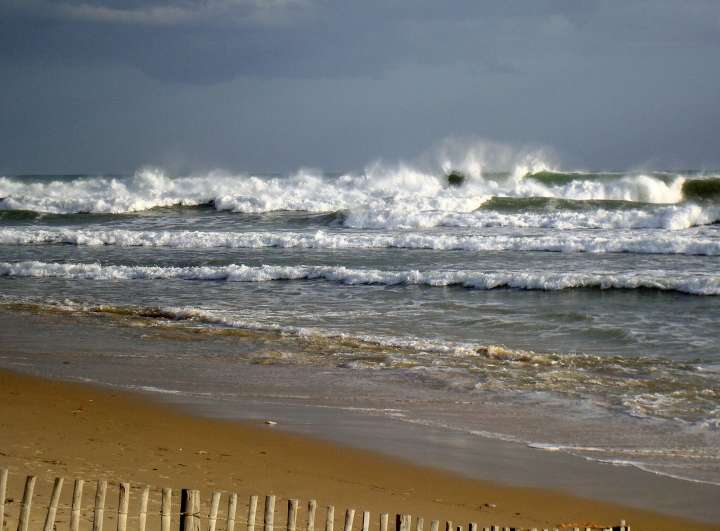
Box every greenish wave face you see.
[525,170,720,198]
[0,209,135,224]
[525,170,625,186]
[0,209,45,221]
[478,196,646,212]
[682,178,720,201]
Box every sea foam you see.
[2,227,720,255]
[0,167,706,218]
[342,202,720,230]
[1,260,717,295]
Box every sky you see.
[1,0,719,174]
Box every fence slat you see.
[17,476,36,531]
[227,493,238,531]
[138,485,150,531]
[194,490,202,531]
[288,500,299,531]
[180,489,191,531]
[362,511,370,531]
[264,496,276,531]
[307,500,317,531]
[325,506,335,531]
[396,515,412,531]
[70,479,84,531]
[43,477,64,531]
[117,482,130,531]
[0,469,8,531]
[209,492,222,531]
[380,514,388,531]
[196,491,203,531]
[248,496,259,531]
[180,489,200,531]
[93,480,107,531]
[343,509,355,531]
[160,488,172,531]
[415,518,423,531]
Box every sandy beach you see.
[0,369,715,531]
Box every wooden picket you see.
[0,468,629,531]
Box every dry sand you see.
[0,369,715,531]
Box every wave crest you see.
[2,227,720,255]
[1,260,717,295]
[1,165,715,217]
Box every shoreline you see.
[0,368,716,531]
[1,306,719,525]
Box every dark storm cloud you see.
[5,0,716,84]
[0,0,524,82]
[0,0,719,172]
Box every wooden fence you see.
[0,469,630,531]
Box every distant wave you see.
[1,167,717,216]
[530,171,720,200]
[345,202,720,230]
[1,260,717,295]
[2,202,719,231]
[0,168,487,215]
[2,227,720,256]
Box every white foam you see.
[0,167,706,219]
[531,173,685,203]
[133,385,183,395]
[1,260,718,295]
[3,227,718,255]
[527,443,720,486]
[342,202,720,230]
[0,167,488,215]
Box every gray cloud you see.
[4,1,718,83]
[0,1,718,173]
[2,0,308,26]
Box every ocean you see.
[1,166,719,491]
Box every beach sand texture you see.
[0,370,714,531]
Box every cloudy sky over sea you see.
[1,0,719,173]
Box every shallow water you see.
[1,168,719,489]
[3,309,720,523]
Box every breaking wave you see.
[1,167,717,217]
[0,168,486,215]
[1,260,718,295]
[2,227,720,256]
[344,202,720,230]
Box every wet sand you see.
[0,369,715,531]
